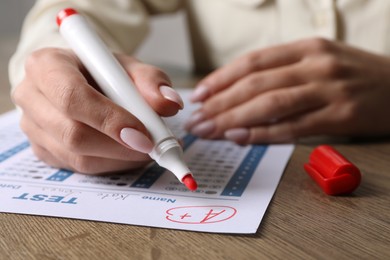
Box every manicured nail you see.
[120,128,154,154]
[190,120,216,137]
[184,111,206,130]
[159,85,184,109]
[190,85,209,103]
[225,128,250,144]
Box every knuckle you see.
[99,106,119,134]
[219,110,236,127]
[61,121,87,153]
[148,66,169,80]
[19,116,40,142]
[336,81,355,99]
[318,55,343,78]
[201,101,217,116]
[70,155,96,174]
[245,73,262,88]
[11,84,25,105]
[339,102,360,124]
[55,76,88,116]
[57,82,78,115]
[245,73,272,94]
[137,64,171,84]
[30,144,48,162]
[30,144,63,169]
[19,116,30,134]
[241,51,261,71]
[265,92,289,110]
[25,49,47,72]
[305,37,334,54]
[25,48,65,72]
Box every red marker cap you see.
[304,145,361,195]
[56,8,78,27]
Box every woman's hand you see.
[186,38,390,144]
[12,48,183,174]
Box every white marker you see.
[57,8,197,191]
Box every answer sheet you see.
[0,90,294,234]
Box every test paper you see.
[0,90,294,233]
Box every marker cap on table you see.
[56,8,197,191]
[304,145,361,195]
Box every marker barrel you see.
[58,9,193,183]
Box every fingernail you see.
[225,128,250,144]
[159,85,184,109]
[120,128,154,154]
[190,120,216,137]
[184,111,206,130]
[190,85,209,103]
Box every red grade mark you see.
[180,213,192,220]
[182,174,197,191]
[202,209,226,223]
[166,206,237,224]
[56,8,78,27]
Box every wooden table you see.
[1,49,389,260]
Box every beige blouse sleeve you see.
[8,0,181,90]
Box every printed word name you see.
[142,196,176,203]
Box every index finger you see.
[191,39,317,103]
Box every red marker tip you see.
[56,8,78,27]
[182,174,197,191]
